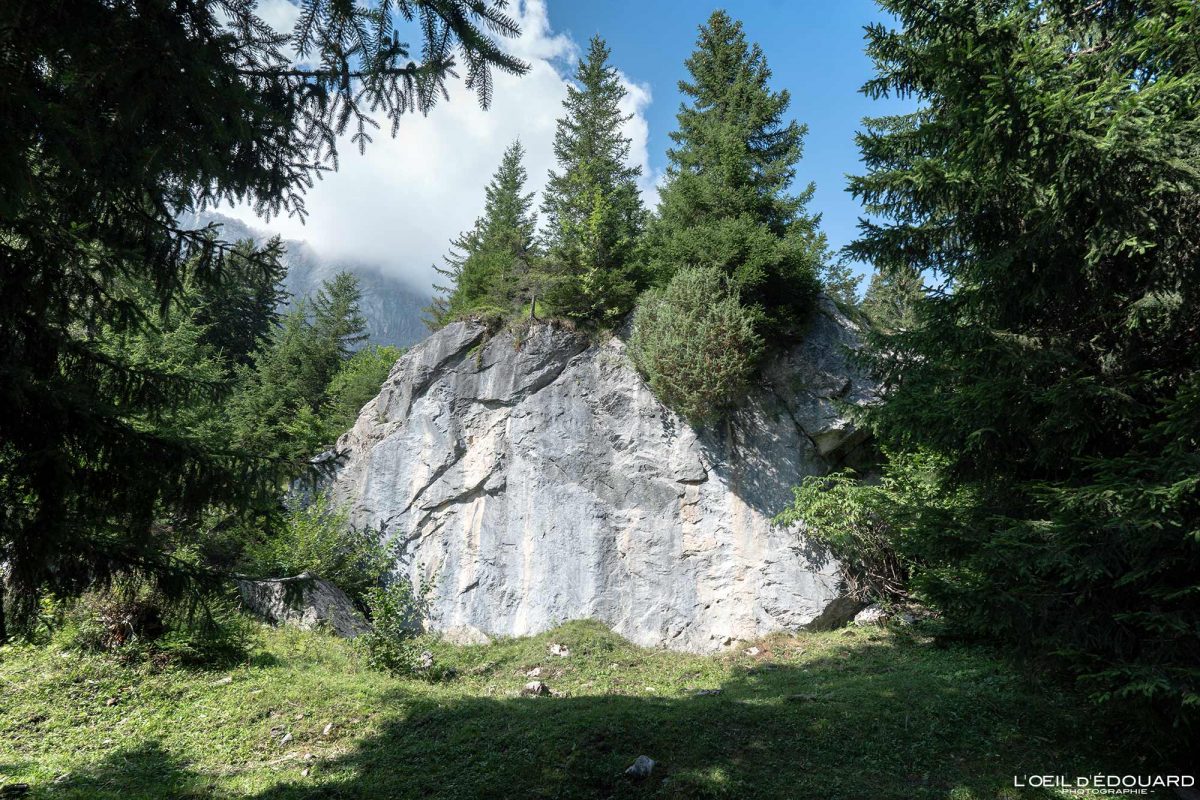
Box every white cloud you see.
[222,0,657,293]
[618,76,661,209]
[254,0,301,35]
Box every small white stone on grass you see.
[625,755,655,779]
[853,605,886,626]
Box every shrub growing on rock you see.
[629,266,762,424]
[776,450,960,604]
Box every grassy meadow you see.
[0,619,1157,799]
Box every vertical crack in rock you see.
[765,383,823,455]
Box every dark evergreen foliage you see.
[850,0,1200,743]
[323,344,405,433]
[227,272,372,468]
[312,272,370,368]
[0,0,526,634]
[861,265,923,333]
[426,224,481,330]
[540,36,646,325]
[817,261,863,309]
[193,239,291,367]
[643,10,824,335]
[427,140,539,327]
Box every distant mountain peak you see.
[182,211,432,349]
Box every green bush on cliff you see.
[629,266,762,424]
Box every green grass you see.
[0,620,1155,799]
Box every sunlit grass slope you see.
[0,620,1151,799]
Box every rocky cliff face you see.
[327,297,875,652]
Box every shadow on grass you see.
[243,633,1131,800]
[48,741,218,799]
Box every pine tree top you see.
[642,11,824,334]
[483,140,537,246]
[546,35,643,194]
[666,10,809,227]
[428,139,540,326]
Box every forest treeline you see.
[0,0,1195,763]
[0,0,523,642]
[426,21,843,424]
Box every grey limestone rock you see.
[237,572,371,638]
[805,594,867,632]
[853,605,887,626]
[327,296,876,652]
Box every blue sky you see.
[235,0,913,291]
[547,0,915,282]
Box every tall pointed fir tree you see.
[850,0,1199,746]
[644,10,824,335]
[227,272,370,468]
[426,223,483,329]
[428,140,538,327]
[861,265,923,333]
[540,36,645,324]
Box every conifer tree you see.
[0,0,526,631]
[229,306,326,467]
[861,266,922,333]
[479,140,539,309]
[229,273,369,467]
[323,344,405,433]
[644,10,824,334]
[428,140,538,326]
[192,238,290,367]
[850,0,1200,742]
[540,36,645,324]
[818,261,863,309]
[313,272,369,362]
[426,224,484,330]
